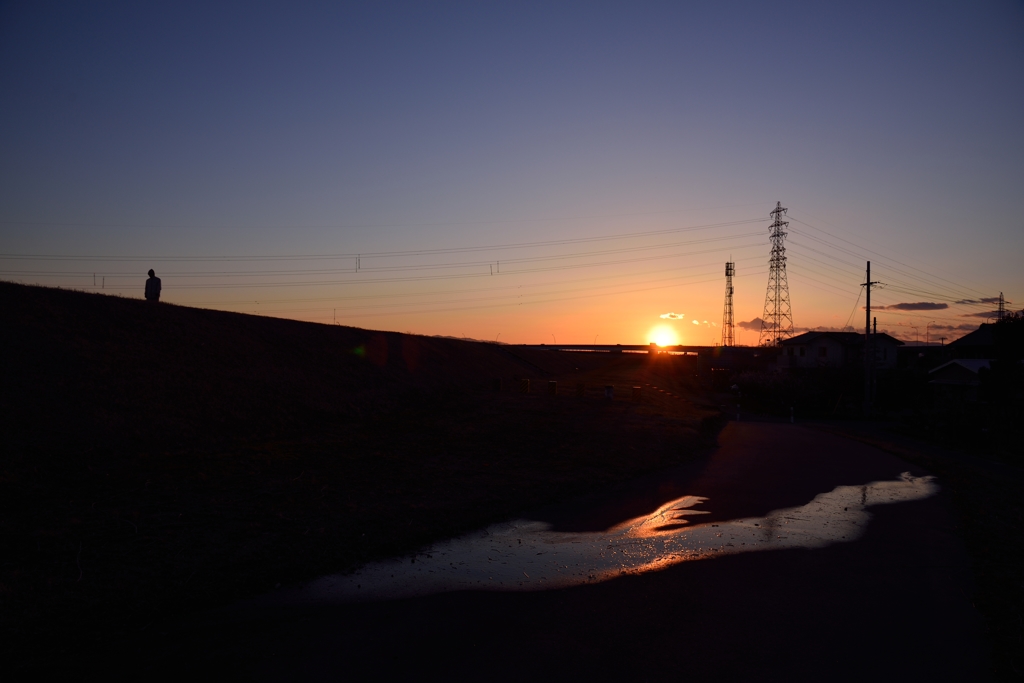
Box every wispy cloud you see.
[929,323,980,331]
[691,319,700,325]
[660,312,685,319]
[737,317,764,331]
[961,310,1001,319]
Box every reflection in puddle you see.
[294,473,936,604]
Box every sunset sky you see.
[2,2,1021,344]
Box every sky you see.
[2,1,1022,345]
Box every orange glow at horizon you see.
[647,324,681,346]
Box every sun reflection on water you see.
[288,473,937,605]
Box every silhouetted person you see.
[145,269,161,302]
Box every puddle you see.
[290,472,937,604]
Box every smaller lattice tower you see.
[722,261,735,346]
[758,201,795,346]
[998,292,1006,320]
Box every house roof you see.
[780,331,904,346]
[929,359,991,375]
[929,359,991,386]
[948,323,994,347]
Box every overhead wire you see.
[787,215,996,302]
[276,269,770,320]
[257,268,770,317]
[182,254,770,307]
[49,241,768,291]
[0,230,764,278]
[0,217,767,262]
[0,201,774,231]
[790,209,1000,298]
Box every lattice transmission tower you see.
[722,261,735,346]
[758,201,795,346]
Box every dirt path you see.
[157,422,988,681]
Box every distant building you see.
[778,331,903,370]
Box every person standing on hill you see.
[145,269,161,302]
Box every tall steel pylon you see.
[758,201,795,346]
[722,261,735,346]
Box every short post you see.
[632,386,642,401]
[604,385,614,399]
[547,380,557,396]
[575,383,585,398]
[519,379,530,394]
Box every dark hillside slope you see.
[1,281,599,450]
[0,282,718,674]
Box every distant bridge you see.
[519,343,701,354]
[516,343,771,359]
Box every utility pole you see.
[722,261,735,346]
[863,261,880,415]
[998,292,1006,320]
[758,202,795,346]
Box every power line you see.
[790,208,999,297]
[787,215,994,300]
[786,269,862,299]
[843,286,865,331]
[0,218,767,262]
[273,270,770,320]
[0,201,774,231]
[0,230,764,278]
[257,268,770,317]
[788,227,994,307]
[182,255,770,307]
[45,241,768,291]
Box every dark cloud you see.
[961,310,1001,319]
[956,297,1002,305]
[738,318,764,330]
[659,312,685,320]
[873,302,948,311]
[889,322,979,342]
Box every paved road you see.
[173,422,988,681]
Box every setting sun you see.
[647,324,680,347]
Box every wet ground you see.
[284,472,937,602]
[168,422,988,681]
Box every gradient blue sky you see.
[2,1,1022,343]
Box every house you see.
[947,324,995,359]
[778,331,903,370]
[928,359,990,403]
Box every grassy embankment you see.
[1,281,720,672]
